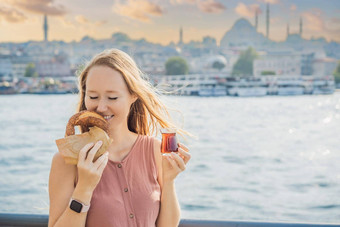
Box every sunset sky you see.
[0,0,339,45]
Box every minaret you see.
[287,23,290,38]
[255,9,258,31]
[179,26,183,45]
[299,17,303,37]
[266,3,270,39]
[43,14,48,42]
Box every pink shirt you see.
[85,135,161,227]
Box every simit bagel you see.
[65,110,108,136]
[56,110,112,165]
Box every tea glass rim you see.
[160,127,177,134]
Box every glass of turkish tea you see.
[160,128,178,154]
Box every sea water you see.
[0,94,339,223]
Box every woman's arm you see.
[154,139,191,227]
[48,141,108,227]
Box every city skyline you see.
[0,0,339,45]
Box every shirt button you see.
[124,188,128,192]
[129,213,134,218]
[117,164,122,168]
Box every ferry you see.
[152,74,336,97]
[227,77,267,97]
[156,74,228,96]
[276,76,304,96]
[312,76,335,95]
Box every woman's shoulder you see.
[51,152,65,165]
[141,135,161,151]
[51,152,74,168]
[137,134,160,147]
[50,152,77,182]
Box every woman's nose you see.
[96,99,108,112]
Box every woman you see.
[48,49,191,227]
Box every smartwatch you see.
[69,198,90,213]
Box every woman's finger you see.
[178,143,189,152]
[163,154,181,172]
[170,152,186,171]
[96,153,109,173]
[78,142,94,164]
[178,148,191,164]
[93,152,108,169]
[86,140,103,164]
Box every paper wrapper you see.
[56,126,112,165]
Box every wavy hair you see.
[77,49,185,136]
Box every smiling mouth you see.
[103,115,114,120]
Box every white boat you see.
[276,77,304,96]
[199,85,227,97]
[227,78,267,97]
[312,77,335,95]
[156,74,228,96]
[153,74,335,97]
[229,86,267,97]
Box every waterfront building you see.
[300,52,314,75]
[11,55,34,78]
[254,53,301,76]
[313,58,338,76]
[35,55,71,77]
[0,55,12,77]
[254,48,337,77]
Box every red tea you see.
[161,132,178,153]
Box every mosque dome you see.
[220,18,267,48]
[206,55,227,67]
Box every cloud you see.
[302,9,340,42]
[290,4,296,11]
[75,15,88,24]
[169,0,225,14]
[75,15,107,26]
[235,3,261,18]
[113,0,163,23]
[0,6,27,23]
[257,0,280,4]
[6,0,67,16]
[58,17,75,28]
[302,10,324,32]
[198,0,226,13]
[170,0,196,4]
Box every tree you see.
[24,63,39,78]
[232,47,258,76]
[333,61,340,84]
[212,61,225,71]
[165,57,189,75]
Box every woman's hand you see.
[76,141,109,192]
[162,143,191,183]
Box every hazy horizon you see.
[1,0,339,45]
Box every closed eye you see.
[89,96,98,99]
[109,97,118,100]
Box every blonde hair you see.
[77,48,184,136]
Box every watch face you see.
[70,200,83,213]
